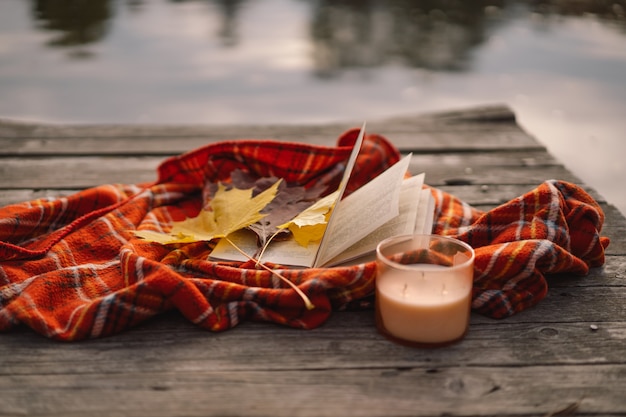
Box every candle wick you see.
[402,283,408,297]
[442,283,448,296]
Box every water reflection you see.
[6,0,626,216]
[168,0,248,46]
[29,0,626,65]
[529,0,625,24]
[30,0,253,53]
[212,0,247,47]
[310,0,506,77]
[32,0,112,57]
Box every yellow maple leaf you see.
[278,190,339,247]
[134,180,281,244]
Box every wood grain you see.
[0,105,624,417]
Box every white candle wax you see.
[376,265,472,344]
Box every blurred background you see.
[1,0,625,216]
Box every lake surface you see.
[1,0,625,216]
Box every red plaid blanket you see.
[0,129,609,340]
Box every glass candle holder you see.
[375,234,475,348]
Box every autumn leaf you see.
[278,190,339,247]
[251,182,327,247]
[134,179,281,244]
[134,177,316,311]
[215,169,328,249]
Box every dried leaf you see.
[279,190,339,247]
[134,179,281,244]
[251,185,319,245]
[227,169,327,248]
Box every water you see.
[1,0,625,217]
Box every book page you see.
[210,229,322,267]
[212,181,434,268]
[414,187,435,234]
[313,154,412,267]
[209,124,431,269]
[333,121,367,204]
[209,229,262,263]
[210,123,366,267]
[324,173,424,267]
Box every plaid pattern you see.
[0,129,610,340]
[431,180,609,317]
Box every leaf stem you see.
[224,236,315,310]
[256,229,283,265]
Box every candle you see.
[375,234,474,347]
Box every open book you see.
[210,123,435,268]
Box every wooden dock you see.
[1,105,625,416]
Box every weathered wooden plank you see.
[0,127,541,156]
[0,104,517,139]
[0,105,543,156]
[1,313,625,376]
[0,156,160,188]
[414,161,580,186]
[381,103,518,125]
[410,149,557,167]
[0,363,623,417]
[0,313,625,416]
[599,206,626,255]
[0,153,578,190]
[0,189,76,206]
